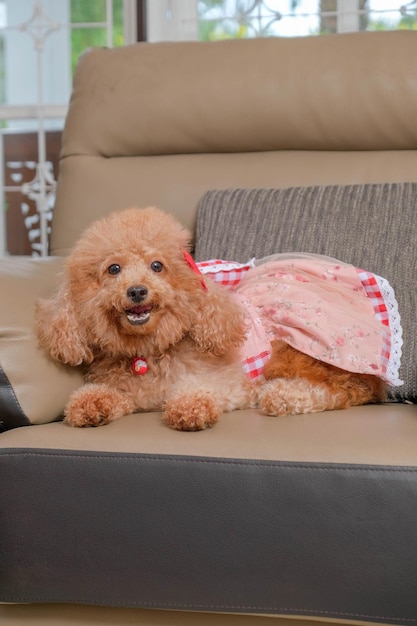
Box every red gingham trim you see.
[243,351,271,379]
[197,259,252,288]
[196,259,225,270]
[357,269,390,377]
[356,270,389,326]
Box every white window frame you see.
[147,0,414,40]
[0,0,137,257]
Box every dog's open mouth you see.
[125,305,153,326]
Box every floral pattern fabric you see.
[197,254,403,386]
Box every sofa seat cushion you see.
[1,404,417,625]
[194,184,416,402]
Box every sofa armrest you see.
[0,257,83,430]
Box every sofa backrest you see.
[52,30,417,255]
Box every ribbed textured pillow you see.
[194,184,416,402]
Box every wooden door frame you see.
[136,0,147,41]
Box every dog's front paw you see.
[163,393,220,431]
[64,383,134,427]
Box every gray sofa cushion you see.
[194,184,416,402]
[2,429,417,625]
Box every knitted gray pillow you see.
[194,184,416,402]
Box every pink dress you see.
[197,253,403,387]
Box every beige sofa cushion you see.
[194,183,415,401]
[62,32,417,158]
[52,31,417,256]
[0,257,83,431]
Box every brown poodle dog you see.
[36,207,385,430]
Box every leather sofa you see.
[1,30,417,626]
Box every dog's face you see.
[36,206,247,366]
[82,245,196,339]
[109,256,166,330]
[69,207,202,352]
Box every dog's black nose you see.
[127,285,148,303]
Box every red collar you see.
[183,251,208,291]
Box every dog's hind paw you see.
[163,393,220,431]
[257,378,331,416]
[64,383,133,427]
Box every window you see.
[1,0,415,256]
[0,0,143,256]
[147,0,417,41]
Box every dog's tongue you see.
[131,305,152,315]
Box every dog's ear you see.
[188,279,247,357]
[35,276,93,366]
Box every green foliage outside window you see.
[70,0,124,74]
[198,0,417,40]
[198,0,260,39]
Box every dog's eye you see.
[150,261,163,273]
[108,264,121,275]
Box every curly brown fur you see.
[259,340,386,416]
[36,207,251,430]
[36,207,387,430]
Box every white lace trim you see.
[198,258,255,274]
[374,273,404,386]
